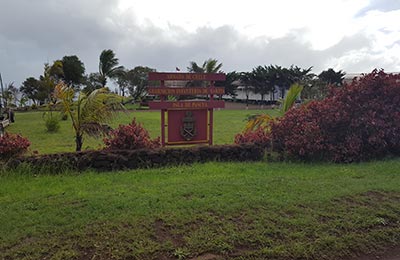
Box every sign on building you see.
[148,72,226,146]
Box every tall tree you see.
[239,72,254,108]
[215,71,240,98]
[40,62,64,104]
[55,82,124,151]
[20,77,38,105]
[318,68,345,86]
[250,66,274,103]
[272,65,312,98]
[125,66,156,101]
[116,69,129,97]
[3,82,19,107]
[82,73,103,94]
[45,61,64,81]
[61,55,85,89]
[98,49,125,87]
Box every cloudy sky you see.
[0,0,400,86]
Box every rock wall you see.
[9,144,265,172]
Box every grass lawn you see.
[1,160,400,259]
[7,109,274,154]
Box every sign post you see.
[148,72,226,146]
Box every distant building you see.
[344,72,400,84]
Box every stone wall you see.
[8,144,265,172]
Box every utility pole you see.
[0,72,4,114]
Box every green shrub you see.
[43,112,60,132]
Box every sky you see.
[0,0,400,87]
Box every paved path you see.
[223,101,274,110]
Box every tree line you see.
[2,50,346,107]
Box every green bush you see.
[43,112,60,132]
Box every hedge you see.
[7,144,265,172]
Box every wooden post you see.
[160,80,166,147]
[209,80,215,145]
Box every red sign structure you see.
[148,72,226,146]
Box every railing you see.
[0,119,10,137]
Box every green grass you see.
[7,109,272,154]
[1,160,400,259]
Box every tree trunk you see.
[75,135,83,152]
[261,94,264,109]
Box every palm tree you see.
[318,68,345,86]
[98,49,125,88]
[239,72,254,109]
[250,66,276,104]
[186,58,223,87]
[187,58,223,73]
[55,82,124,151]
[3,82,19,107]
[215,71,240,98]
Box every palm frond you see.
[79,88,123,127]
[244,113,274,132]
[280,83,303,115]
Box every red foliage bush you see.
[0,133,30,160]
[271,70,400,162]
[234,126,271,146]
[104,119,160,150]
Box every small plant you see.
[0,133,30,160]
[43,112,60,132]
[173,248,189,260]
[104,118,160,150]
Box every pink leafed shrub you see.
[104,119,160,150]
[234,126,271,146]
[0,133,30,160]
[270,70,400,162]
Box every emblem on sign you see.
[180,111,196,141]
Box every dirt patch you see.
[229,245,255,258]
[350,245,400,260]
[154,219,185,247]
[189,253,223,260]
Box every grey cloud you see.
[0,0,124,84]
[0,0,396,87]
[118,25,375,75]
